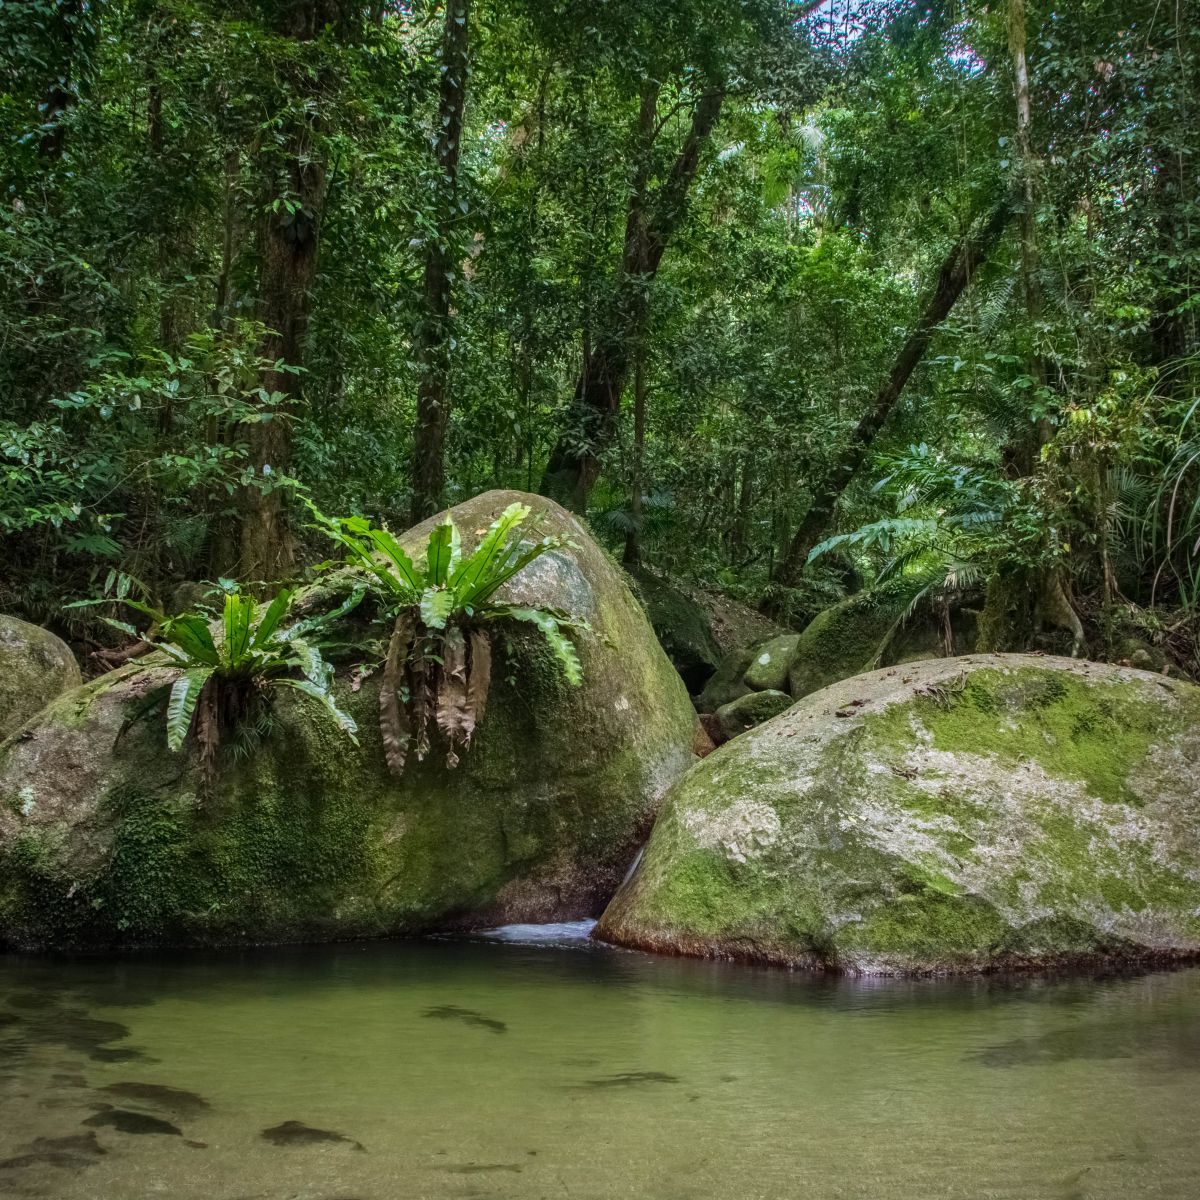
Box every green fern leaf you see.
[420,587,455,630]
[166,668,213,751]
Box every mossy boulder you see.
[625,566,785,695]
[696,644,756,713]
[0,617,81,740]
[785,577,978,701]
[0,491,697,950]
[714,689,792,742]
[743,634,801,692]
[596,655,1200,975]
[786,580,913,700]
[625,565,722,693]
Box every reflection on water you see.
[1,937,1199,1199]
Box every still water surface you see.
[1,923,1199,1199]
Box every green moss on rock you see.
[0,491,697,950]
[714,690,792,742]
[596,654,1200,975]
[786,578,925,701]
[743,635,801,693]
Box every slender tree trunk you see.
[410,0,471,524]
[623,350,647,565]
[773,197,1014,587]
[1008,0,1054,458]
[37,0,87,161]
[1009,0,1040,339]
[237,0,350,580]
[730,456,755,562]
[541,85,723,509]
[213,148,240,327]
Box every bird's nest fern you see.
[309,500,589,774]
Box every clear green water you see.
[2,924,1199,1200]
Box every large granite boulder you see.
[0,617,81,739]
[0,492,697,950]
[597,655,1200,975]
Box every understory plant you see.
[309,501,588,773]
[74,582,362,786]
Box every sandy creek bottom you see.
[1,923,1198,1200]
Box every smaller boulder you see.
[743,635,801,693]
[714,690,792,742]
[0,617,81,740]
[696,645,756,713]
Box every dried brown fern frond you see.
[465,628,491,746]
[435,626,471,767]
[410,632,436,763]
[380,611,416,776]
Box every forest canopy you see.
[1,0,1197,671]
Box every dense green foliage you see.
[2,1,1197,672]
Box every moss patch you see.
[862,668,1181,807]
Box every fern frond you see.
[166,668,214,752]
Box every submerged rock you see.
[83,1108,182,1136]
[261,1120,365,1151]
[0,616,81,740]
[0,491,696,950]
[0,1132,107,1172]
[596,655,1200,975]
[97,1081,209,1118]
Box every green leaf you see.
[160,613,219,665]
[275,678,359,744]
[365,528,423,595]
[419,587,456,630]
[469,538,560,605]
[279,584,365,642]
[498,606,583,685]
[98,616,142,639]
[424,518,457,586]
[289,638,328,685]
[252,588,294,647]
[222,592,254,664]
[166,668,213,751]
[450,502,531,600]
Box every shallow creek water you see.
[2,924,1199,1200]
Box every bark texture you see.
[410,0,471,524]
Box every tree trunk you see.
[237,0,350,580]
[410,0,471,524]
[37,0,88,161]
[623,350,647,566]
[774,197,1014,587]
[541,86,723,509]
